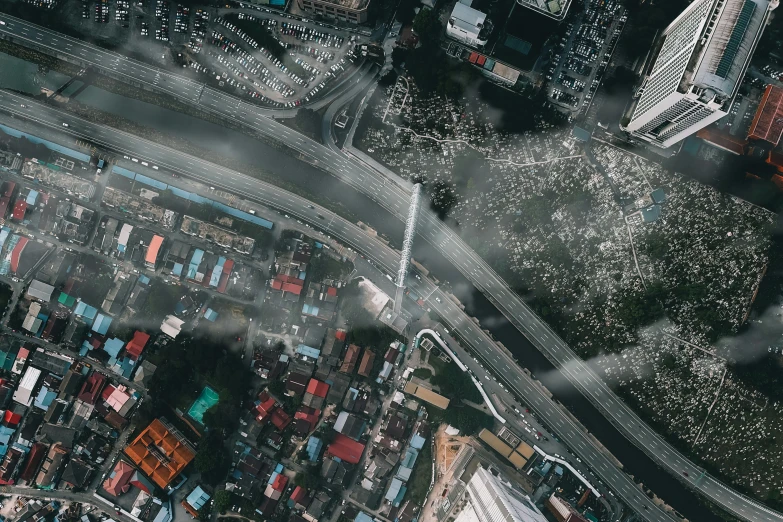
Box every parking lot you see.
[20,0,365,108]
[544,0,626,114]
[194,11,360,106]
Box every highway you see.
[0,14,373,118]
[0,22,780,518]
[0,94,678,521]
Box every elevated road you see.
[0,26,779,515]
[0,94,673,521]
[0,14,373,118]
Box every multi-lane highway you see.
[0,14,374,118]
[0,21,780,520]
[0,95,676,521]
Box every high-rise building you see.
[622,0,777,148]
[453,466,548,522]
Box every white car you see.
[62,123,69,127]
[152,165,159,170]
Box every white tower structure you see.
[622,0,777,148]
[393,183,421,314]
[454,467,548,522]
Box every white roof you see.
[13,366,42,406]
[27,280,55,302]
[334,411,349,432]
[160,315,185,338]
[450,2,486,32]
[117,223,133,246]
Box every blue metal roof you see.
[104,338,125,358]
[74,301,98,320]
[91,314,112,335]
[186,486,211,511]
[34,387,57,411]
[296,344,321,359]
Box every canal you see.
[1,50,728,521]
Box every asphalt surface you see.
[0,13,373,118]
[0,41,780,518]
[0,94,684,522]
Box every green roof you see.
[58,292,76,307]
[715,0,756,78]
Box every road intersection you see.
[0,25,779,518]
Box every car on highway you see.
[62,123,69,127]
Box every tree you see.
[195,431,230,485]
[213,490,233,514]
[396,0,418,25]
[203,402,240,433]
[413,8,441,43]
[293,108,322,140]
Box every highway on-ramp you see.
[0,25,779,516]
[0,93,676,521]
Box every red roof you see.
[145,235,164,265]
[103,460,135,496]
[326,287,337,297]
[125,331,150,360]
[0,198,9,220]
[255,392,277,422]
[306,379,329,398]
[78,372,107,404]
[290,485,306,504]
[335,329,347,341]
[1,182,15,199]
[278,274,304,286]
[11,200,26,221]
[3,410,22,426]
[271,473,288,492]
[748,85,783,144]
[477,55,486,65]
[217,259,235,294]
[468,52,478,63]
[19,443,46,482]
[696,127,746,155]
[768,150,783,171]
[281,283,303,295]
[327,434,365,464]
[10,237,28,274]
[270,408,291,431]
[294,408,320,432]
[101,384,116,402]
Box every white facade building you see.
[623,0,777,148]
[454,466,547,522]
[446,1,489,48]
[13,366,42,407]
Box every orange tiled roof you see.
[124,418,195,489]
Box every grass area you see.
[406,439,432,506]
[423,344,481,403]
[412,368,432,380]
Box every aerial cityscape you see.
[0,0,782,521]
